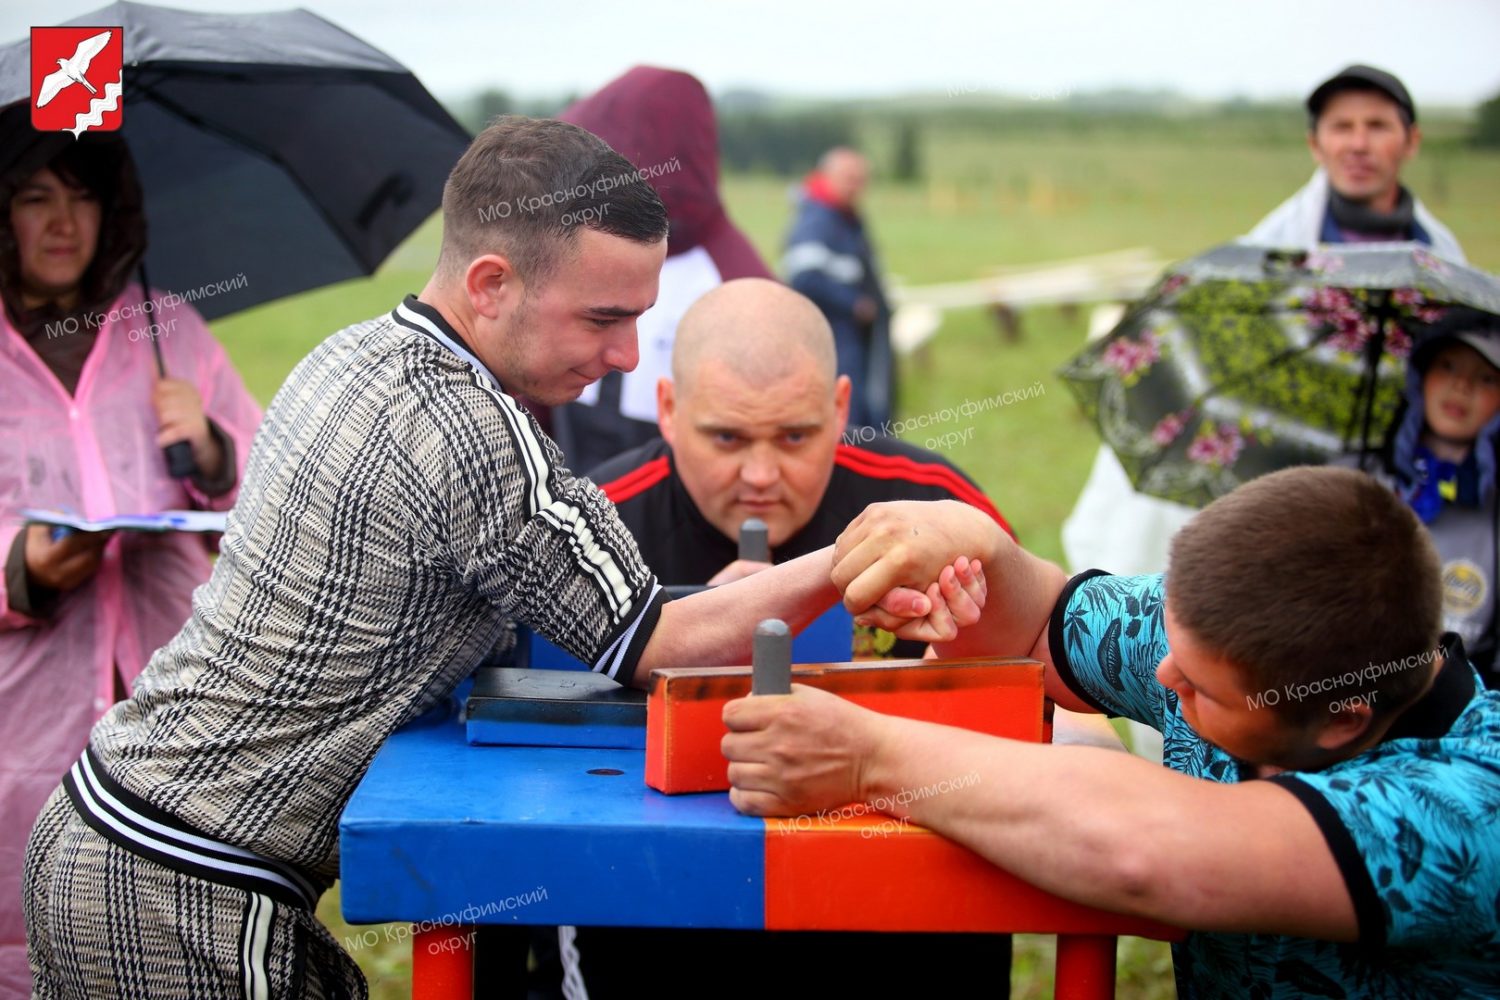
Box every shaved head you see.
[672,278,837,398]
[657,278,853,547]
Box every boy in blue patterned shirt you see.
[723,466,1500,999]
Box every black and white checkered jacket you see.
[90,297,664,878]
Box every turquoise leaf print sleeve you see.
[1047,571,1172,729]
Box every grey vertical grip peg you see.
[752,619,792,695]
[739,518,770,563]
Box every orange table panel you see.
[647,657,1045,793]
[764,814,1177,940]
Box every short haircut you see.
[1169,466,1441,723]
[436,116,668,288]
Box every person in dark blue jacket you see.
[782,148,893,428]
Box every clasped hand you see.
[722,499,999,816]
[834,499,998,642]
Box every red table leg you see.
[1054,933,1117,1000]
[412,924,475,1000]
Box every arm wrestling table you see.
[339,701,1183,999]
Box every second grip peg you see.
[752,618,792,695]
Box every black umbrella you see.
[1059,242,1500,507]
[0,0,470,320]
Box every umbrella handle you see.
[1353,292,1394,457]
[164,440,198,478]
[139,261,200,481]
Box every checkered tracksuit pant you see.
[23,751,366,999]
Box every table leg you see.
[412,924,475,1000]
[472,925,531,999]
[1054,933,1117,1000]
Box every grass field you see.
[214,123,1500,998]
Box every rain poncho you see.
[1245,168,1466,262]
[0,134,261,998]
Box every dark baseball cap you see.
[1414,308,1500,373]
[1307,65,1416,124]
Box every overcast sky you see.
[5,0,1499,107]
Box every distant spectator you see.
[549,66,772,473]
[1067,64,1468,645]
[1247,64,1464,259]
[782,148,893,428]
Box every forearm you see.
[631,546,840,687]
[856,713,1202,920]
[854,712,1354,937]
[930,528,1067,662]
[186,419,235,498]
[789,266,861,315]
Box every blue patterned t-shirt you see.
[1049,570,1500,1000]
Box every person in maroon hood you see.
[548,66,773,473]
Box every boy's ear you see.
[1315,697,1379,753]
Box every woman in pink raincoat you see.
[0,131,261,997]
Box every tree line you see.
[451,87,1500,181]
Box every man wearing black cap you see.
[1247,64,1465,260]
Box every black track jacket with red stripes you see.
[591,436,1013,658]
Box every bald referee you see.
[594,277,1012,660]
[22,118,976,999]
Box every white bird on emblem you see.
[35,31,112,108]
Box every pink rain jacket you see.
[0,285,261,996]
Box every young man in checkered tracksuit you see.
[21,117,980,998]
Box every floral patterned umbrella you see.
[1059,242,1500,507]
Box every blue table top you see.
[340,698,1185,945]
[339,704,765,928]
